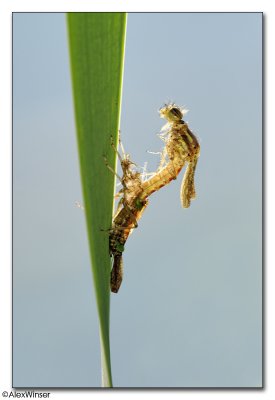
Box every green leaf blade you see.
[67,12,127,387]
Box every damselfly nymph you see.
[105,136,148,293]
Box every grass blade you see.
[67,12,127,387]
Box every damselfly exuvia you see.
[107,104,200,293]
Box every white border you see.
[1,1,274,399]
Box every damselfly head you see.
[120,154,139,180]
[121,154,136,167]
[159,103,188,122]
[121,156,134,170]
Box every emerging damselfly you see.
[107,103,200,293]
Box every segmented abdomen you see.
[110,254,123,293]
[109,201,148,293]
[109,201,148,256]
[139,159,185,200]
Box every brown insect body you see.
[139,112,200,207]
[107,143,149,293]
[109,199,148,293]
[108,103,200,293]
